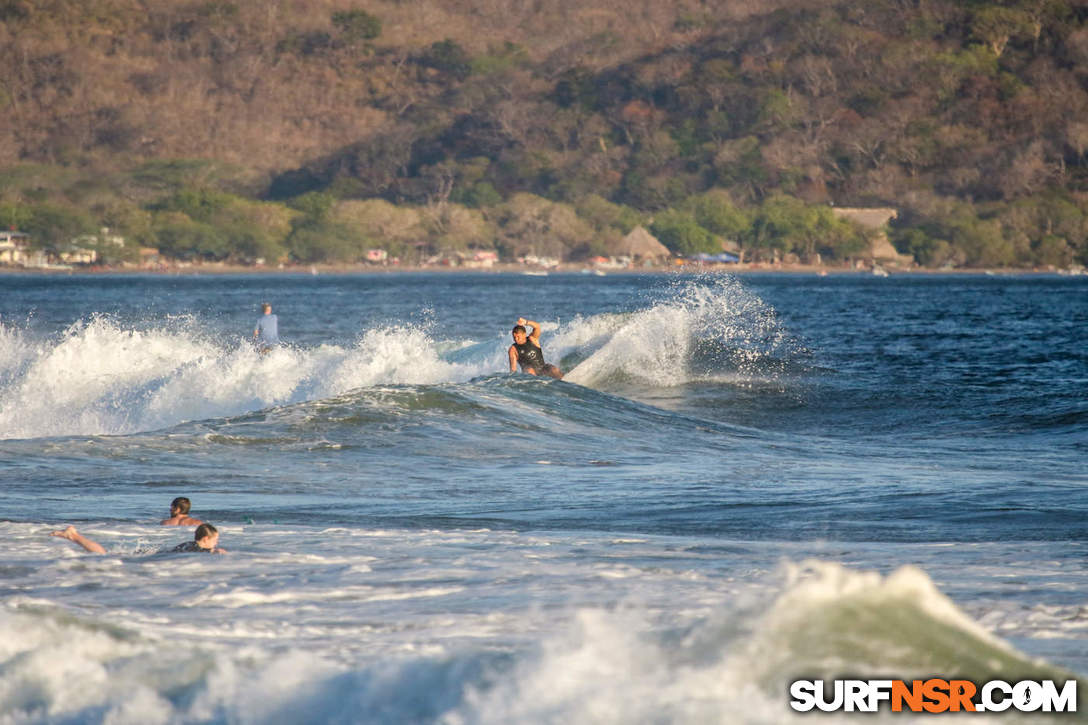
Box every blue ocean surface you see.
[0,271,1085,723]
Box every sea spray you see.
[561,274,792,388]
[0,316,212,439]
[0,318,37,389]
[0,320,491,440]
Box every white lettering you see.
[982,680,1012,712]
[1042,680,1077,713]
[1014,681,1043,712]
[789,680,817,712]
[792,678,1077,714]
[817,680,844,712]
[844,680,868,712]
[868,680,893,711]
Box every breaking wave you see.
[0,277,794,439]
[1,561,1076,724]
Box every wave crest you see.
[0,277,792,439]
[561,275,791,388]
[0,318,491,440]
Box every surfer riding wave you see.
[509,317,562,379]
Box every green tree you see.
[459,182,502,209]
[1034,234,1073,267]
[744,195,864,262]
[688,190,749,241]
[971,6,1033,57]
[213,199,294,263]
[331,199,423,258]
[154,187,233,224]
[288,192,337,222]
[97,201,155,250]
[286,220,362,263]
[152,211,229,261]
[650,210,716,256]
[22,203,95,248]
[423,203,493,254]
[575,194,643,236]
[0,202,32,231]
[496,193,594,259]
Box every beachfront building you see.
[71,228,125,250]
[57,246,98,265]
[0,231,32,265]
[461,250,498,268]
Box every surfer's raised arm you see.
[518,317,542,345]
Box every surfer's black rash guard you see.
[172,541,212,553]
[513,340,547,373]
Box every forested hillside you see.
[3,0,1088,268]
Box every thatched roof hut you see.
[831,207,914,266]
[622,226,671,261]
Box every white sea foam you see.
[0,319,494,440]
[451,561,1070,724]
[561,275,787,388]
[4,526,1074,725]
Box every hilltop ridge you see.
[2,0,1088,269]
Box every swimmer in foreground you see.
[51,523,226,554]
[171,523,225,553]
[161,496,203,526]
[508,317,562,379]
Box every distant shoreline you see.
[0,262,1082,277]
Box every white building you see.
[0,231,31,265]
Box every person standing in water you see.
[508,317,562,379]
[161,497,203,526]
[253,302,279,353]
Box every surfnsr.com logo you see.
[790,679,1078,713]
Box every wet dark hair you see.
[194,523,217,541]
[512,325,527,335]
[170,497,191,515]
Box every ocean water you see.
[0,271,1085,724]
